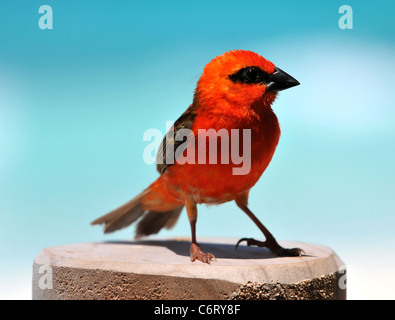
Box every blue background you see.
[0,0,394,299]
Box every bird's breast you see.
[164,106,281,204]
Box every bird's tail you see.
[91,177,184,238]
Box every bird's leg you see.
[235,196,304,257]
[185,198,216,264]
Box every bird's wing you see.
[156,104,198,174]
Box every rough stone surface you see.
[32,237,346,300]
[231,273,342,300]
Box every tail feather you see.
[135,206,184,239]
[91,178,184,237]
[91,189,149,234]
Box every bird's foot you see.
[190,243,216,264]
[236,237,305,257]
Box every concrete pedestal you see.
[32,237,346,300]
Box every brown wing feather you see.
[156,103,198,174]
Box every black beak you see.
[265,67,300,92]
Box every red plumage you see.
[92,50,302,263]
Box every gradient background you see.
[0,0,394,299]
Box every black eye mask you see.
[228,66,270,84]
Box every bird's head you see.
[194,50,299,110]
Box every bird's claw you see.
[235,237,262,249]
[190,243,216,264]
[235,237,305,257]
[277,247,305,257]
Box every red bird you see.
[92,50,302,263]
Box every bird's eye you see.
[228,66,267,84]
[244,68,260,83]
